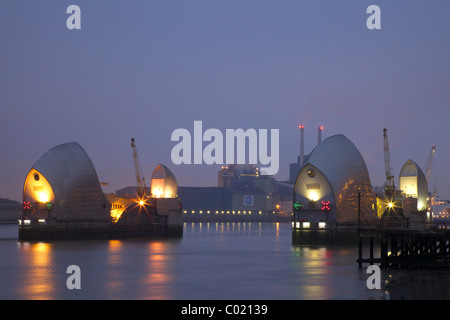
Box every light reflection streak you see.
[143,242,172,299]
[17,242,54,299]
[291,246,332,299]
[106,240,124,298]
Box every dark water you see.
[0,222,447,300]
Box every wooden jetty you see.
[357,228,450,269]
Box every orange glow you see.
[23,169,55,204]
[109,240,122,252]
[151,180,176,198]
[17,242,54,299]
[142,241,172,299]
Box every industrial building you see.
[174,164,292,222]
[19,142,182,240]
[292,134,377,230]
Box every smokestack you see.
[318,126,324,145]
[299,125,304,166]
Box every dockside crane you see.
[424,145,437,184]
[130,138,147,200]
[383,128,395,197]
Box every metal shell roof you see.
[295,134,377,223]
[399,159,428,211]
[151,164,178,198]
[31,142,111,221]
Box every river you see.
[0,222,448,300]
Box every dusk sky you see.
[1,0,449,202]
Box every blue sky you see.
[1,0,449,202]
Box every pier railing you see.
[357,227,450,269]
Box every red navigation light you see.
[321,201,331,211]
[23,201,31,210]
[299,125,304,129]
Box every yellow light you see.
[36,191,49,203]
[24,169,55,204]
[309,191,319,202]
[388,202,394,208]
[139,200,145,206]
[153,187,163,198]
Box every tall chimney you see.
[299,125,304,167]
[318,126,323,145]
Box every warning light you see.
[23,201,31,210]
[321,201,331,211]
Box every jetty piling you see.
[357,229,450,269]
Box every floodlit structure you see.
[293,134,377,229]
[151,164,178,198]
[20,143,183,240]
[21,142,111,239]
[399,159,428,211]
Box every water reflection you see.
[105,239,177,299]
[143,242,173,299]
[105,240,123,298]
[183,222,281,237]
[0,223,389,300]
[16,242,55,299]
[291,247,331,299]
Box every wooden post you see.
[358,235,363,268]
[370,237,374,265]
